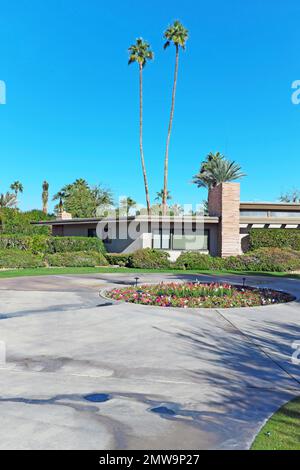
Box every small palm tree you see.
[120,197,137,215]
[192,152,246,190]
[42,181,49,214]
[10,181,23,201]
[0,192,17,208]
[162,20,189,215]
[128,38,154,215]
[155,189,172,204]
[280,190,300,203]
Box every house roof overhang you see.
[32,215,220,226]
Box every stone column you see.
[208,183,241,257]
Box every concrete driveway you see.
[0,272,299,450]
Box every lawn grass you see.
[0,266,299,279]
[251,397,300,450]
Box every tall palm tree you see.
[162,20,189,215]
[42,181,49,214]
[128,38,154,215]
[10,181,23,200]
[0,192,17,208]
[192,152,246,190]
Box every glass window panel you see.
[153,234,161,249]
[173,234,208,251]
[161,234,170,249]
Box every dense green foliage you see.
[45,251,108,267]
[48,237,106,254]
[127,249,171,269]
[174,252,224,270]
[0,235,106,255]
[106,253,131,267]
[0,208,52,235]
[0,249,44,268]
[224,248,300,272]
[249,228,300,251]
[53,179,113,218]
[175,248,300,272]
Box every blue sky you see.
[0,0,299,212]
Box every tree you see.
[42,181,49,214]
[128,38,154,215]
[162,20,189,215]
[53,180,114,218]
[10,181,23,207]
[155,189,172,204]
[192,152,246,190]
[0,192,17,208]
[120,197,137,215]
[280,189,300,203]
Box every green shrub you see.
[49,237,106,254]
[249,229,300,251]
[106,253,130,267]
[127,249,170,269]
[0,235,49,254]
[224,248,300,272]
[0,208,52,235]
[174,252,224,270]
[0,249,44,268]
[45,251,108,267]
[0,235,106,255]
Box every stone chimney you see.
[208,183,241,258]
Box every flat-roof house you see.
[35,183,300,259]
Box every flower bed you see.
[105,282,294,308]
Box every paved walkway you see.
[0,272,299,449]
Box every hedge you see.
[45,251,108,267]
[174,248,300,272]
[49,237,106,254]
[174,252,224,270]
[224,248,300,272]
[0,249,44,268]
[249,229,300,251]
[127,249,170,269]
[0,235,106,255]
[106,253,131,267]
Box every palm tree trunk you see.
[162,45,179,216]
[139,64,151,215]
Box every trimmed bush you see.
[0,235,49,254]
[0,249,44,268]
[49,237,106,254]
[224,248,300,272]
[106,253,131,267]
[0,235,106,255]
[249,229,300,251]
[127,249,170,269]
[45,251,108,267]
[174,252,224,270]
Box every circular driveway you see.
[0,272,299,450]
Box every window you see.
[152,229,209,251]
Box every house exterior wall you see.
[49,219,219,256]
